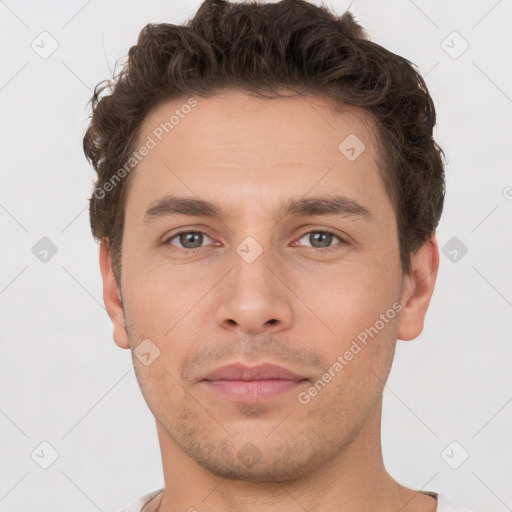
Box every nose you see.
[214,243,294,336]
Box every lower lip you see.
[203,379,308,403]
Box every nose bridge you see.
[214,228,293,334]
[228,206,277,278]
[231,231,278,300]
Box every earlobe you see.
[397,236,440,341]
[99,240,131,349]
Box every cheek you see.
[121,266,214,386]
[298,278,399,428]
[291,255,401,338]
[123,260,203,329]
[289,252,401,401]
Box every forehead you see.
[126,89,391,220]
[138,89,381,162]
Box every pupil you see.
[312,232,331,248]
[181,232,202,249]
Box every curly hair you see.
[83,0,445,286]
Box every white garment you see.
[118,488,480,512]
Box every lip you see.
[202,362,305,381]
[201,363,309,403]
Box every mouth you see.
[203,378,308,402]
[201,362,309,403]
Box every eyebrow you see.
[143,194,373,224]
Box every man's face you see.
[105,89,411,480]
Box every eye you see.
[296,229,347,252]
[164,231,214,250]
[162,228,348,253]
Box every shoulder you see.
[436,493,482,512]
[117,488,164,512]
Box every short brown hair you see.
[83,0,445,286]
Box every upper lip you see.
[202,362,306,381]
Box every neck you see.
[148,397,436,512]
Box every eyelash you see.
[162,228,348,253]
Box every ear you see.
[397,235,440,341]
[99,240,130,349]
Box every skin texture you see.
[99,89,440,512]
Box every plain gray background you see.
[1,0,511,511]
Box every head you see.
[84,0,444,481]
